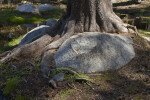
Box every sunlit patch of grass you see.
[138,29,150,36]
[78,73,90,80]
[3,76,21,95]
[60,89,74,99]
[8,16,44,24]
[8,35,23,46]
[0,8,45,25]
[0,35,23,53]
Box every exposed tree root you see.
[56,68,80,76]
[125,24,139,36]
[75,78,99,86]
[0,34,53,63]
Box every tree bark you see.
[51,0,128,37]
[39,0,129,56]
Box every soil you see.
[0,1,150,100]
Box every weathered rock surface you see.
[16,3,40,15]
[37,4,59,12]
[46,19,57,27]
[54,32,135,73]
[53,73,64,82]
[19,25,50,46]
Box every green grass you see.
[15,92,28,100]
[0,63,3,67]
[3,76,21,95]
[60,89,74,99]
[0,8,43,25]
[8,35,23,46]
[138,29,150,36]
[0,8,64,25]
[0,35,23,53]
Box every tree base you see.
[0,0,138,75]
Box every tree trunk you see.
[51,0,128,37]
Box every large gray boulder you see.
[54,32,135,73]
[19,25,50,46]
[37,4,59,12]
[16,3,40,15]
[46,19,57,27]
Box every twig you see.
[11,64,17,70]
[56,68,80,76]
[0,51,11,58]
[86,82,94,90]
[27,61,35,67]
[75,78,99,86]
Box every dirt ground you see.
[0,1,150,100]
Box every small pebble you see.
[49,79,57,89]
[53,73,64,82]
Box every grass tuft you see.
[3,76,21,95]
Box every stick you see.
[75,78,99,86]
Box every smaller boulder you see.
[53,73,64,82]
[46,19,57,27]
[37,4,60,12]
[19,25,50,46]
[16,3,40,15]
[49,79,57,89]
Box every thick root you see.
[40,49,56,75]
[0,34,53,63]
[126,24,139,36]
[40,32,76,75]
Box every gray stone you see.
[46,19,57,27]
[19,25,50,46]
[54,32,135,73]
[16,3,40,15]
[53,73,64,82]
[49,79,57,89]
[37,4,59,12]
